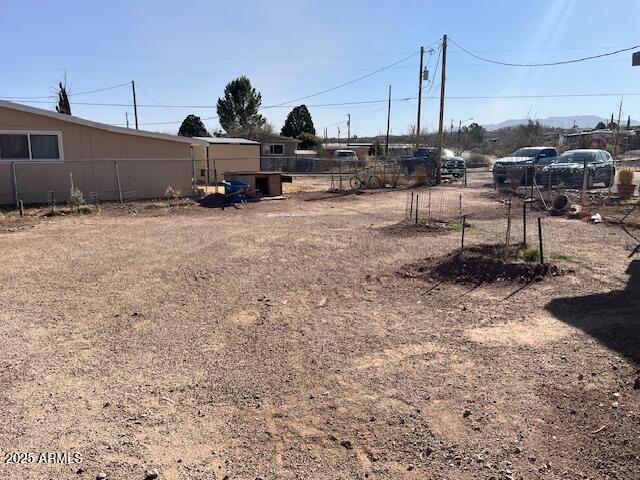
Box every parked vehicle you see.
[334,149,359,161]
[440,149,466,178]
[492,147,559,186]
[399,148,438,181]
[537,149,615,188]
[399,147,465,180]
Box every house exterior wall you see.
[192,143,260,184]
[0,105,194,204]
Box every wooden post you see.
[436,34,448,184]
[428,189,432,222]
[415,194,419,224]
[131,80,139,130]
[416,47,424,150]
[386,84,391,157]
[18,200,24,217]
[538,217,545,264]
[581,157,588,205]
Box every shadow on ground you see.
[545,260,640,364]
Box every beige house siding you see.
[0,104,196,204]
[193,143,260,184]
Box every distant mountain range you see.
[485,115,640,131]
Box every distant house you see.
[0,100,206,205]
[260,134,299,158]
[560,129,634,148]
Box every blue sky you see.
[1,0,639,137]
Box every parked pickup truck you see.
[399,147,466,180]
[492,147,559,186]
[536,149,615,188]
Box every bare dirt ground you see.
[0,176,639,480]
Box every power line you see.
[449,38,640,67]
[7,91,640,110]
[0,49,418,62]
[263,51,420,109]
[0,81,130,100]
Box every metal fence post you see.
[523,201,528,246]
[538,217,545,264]
[114,160,123,203]
[11,162,19,209]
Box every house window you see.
[268,144,284,155]
[0,131,63,161]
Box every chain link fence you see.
[0,158,195,213]
[492,160,639,210]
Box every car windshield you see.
[512,148,542,157]
[558,152,595,164]
[337,151,355,158]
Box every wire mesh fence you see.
[404,190,465,225]
[0,158,195,213]
[492,160,639,208]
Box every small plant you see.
[618,167,636,185]
[519,246,541,263]
[165,186,181,199]
[68,187,85,211]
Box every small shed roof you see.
[193,137,260,145]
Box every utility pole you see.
[415,46,425,150]
[347,114,351,146]
[436,35,448,183]
[131,80,139,130]
[125,112,129,129]
[386,84,392,157]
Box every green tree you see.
[296,132,320,150]
[281,105,316,138]
[178,114,210,137]
[216,76,265,134]
[55,78,71,115]
[467,122,485,144]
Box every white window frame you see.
[0,130,64,162]
[268,143,285,156]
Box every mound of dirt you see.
[381,220,448,237]
[401,244,562,283]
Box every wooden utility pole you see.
[125,111,129,129]
[415,46,425,150]
[131,80,139,130]
[386,85,392,157]
[347,114,351,146]
[436,34,448,183]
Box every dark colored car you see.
[492,147,559,186]
[537,149,615,188]
[399,148,438,182]
[403,147,465,179]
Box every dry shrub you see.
[618,167,636,185]
[413,164,429,186]
[466,153,491,168]
[165,186,182,199]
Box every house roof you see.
[261,134,301,144]
[0,100,208,145]
[194,137,259,145]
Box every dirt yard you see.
[0,178,638,480]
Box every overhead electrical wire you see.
[0,81,130,100]
[449,38,640,67]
